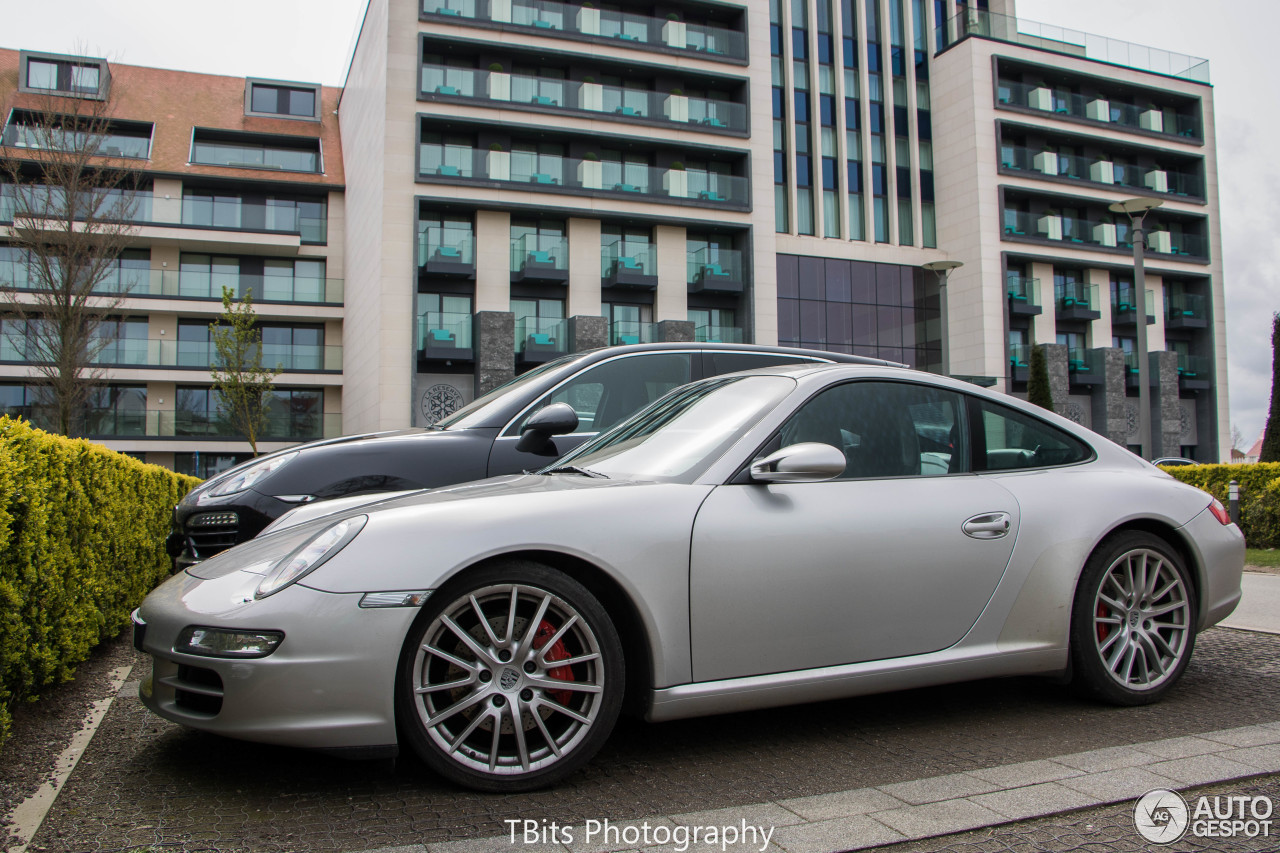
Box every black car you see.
[167,342,895,568]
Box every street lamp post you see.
[1109,198,1163,460]
[922,260,962,377]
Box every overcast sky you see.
[5,0,1273,450]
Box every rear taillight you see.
[1208,498,1231,526]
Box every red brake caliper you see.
[533,620,573,706]
[1096,603,1109,642]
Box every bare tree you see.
[209,287,282,456]
[0,84,142,436]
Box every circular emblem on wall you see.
[421,383,464,425]
[1125,403,1141,437]
[1064,401,1087,426]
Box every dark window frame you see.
[244,78,322,121]
[18,50,110,100]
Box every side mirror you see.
[749,443,846,484]
[515,402,579,454]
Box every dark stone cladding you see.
[1041,343,1069,416]
[473,310,515,395]
[568,315,607,352]
[657,320,695,343]
[1154,350,1182,458]
[1092,347,1129,448]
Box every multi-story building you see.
[341,0,1228,460]
[0,0,1230,468]
[0,49,346,477]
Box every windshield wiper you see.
[543,465,609,479]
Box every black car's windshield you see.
[542,375,794,482]
[435,353,583,430]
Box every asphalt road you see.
[24,625,1280,853]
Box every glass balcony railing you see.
[1001,209,1207,258]
[1146,230,1207,258]
[601,244,656,277]
[994,78,1202,140]
[942,9,1210,83]
[0,265,343,304]
[515,316,568,353]
[0,185,154,224]
[1008,342,1030,371]
[431,0,748,59]
[1054,281,1098,312]
[1166,291,1207,323]
[1177,353,1210,380]
[418,312,474,351]
[694,324,743,343]
[687,247,743,287]
[180,197,327,243]
[1006,274,1040,306]
[418,227,476,267]
[2,338,341,371]
[1065,347,1104,378]
[1112,286,1154,319]
[511,233,568,273]
[610,320,657,346]
[999,145,1203,198]
[147,411,342,441]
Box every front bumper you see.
[136,568,422,753]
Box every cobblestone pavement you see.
[27,627,1280,853]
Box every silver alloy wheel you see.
[409,583,606,776]
[1091,547,1191,691]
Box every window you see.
[176,385,323,439]
[181,189,327,243]
[510,218,566,271]
[511,297,565,350]
[246,81,320,119]
[20,52,108,99]
[419,132,475,178]
[179,254,327,302]
[191,130,321,173]
[1,110,152,159]
[417,292,473,350]
[976,398,1091,471]
[514,353,693,435]
[778,381,968,479]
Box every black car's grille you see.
[184,512,240,559]
[168,664,224,716]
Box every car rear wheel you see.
[398,561,623,791]
[1070,532,1196,705]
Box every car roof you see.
[571,341,904,367]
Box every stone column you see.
[656,320,695,342]
[1041,342,1069,415]
[473,310,514,395]
[1091,347,1128,447]
[568,315,607,352]
[1153,350,1182,458]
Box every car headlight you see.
[203,452,298,499]
[255,515,367,598]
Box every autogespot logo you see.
[1134,789,1190,844]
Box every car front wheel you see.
[1070,531,1196,705]
[398,561,623,791]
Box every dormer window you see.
[245,80,321,120]
[19,51,110,100]
[191,129,322,173]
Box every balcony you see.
[1054,281,1100,322]
[511,234,568,284]
[998,144,1204,199]
[1112,286,1154,326]
[942,10,1210,83]
[610,320,657,346]
[687,247,743,293]
[418,227,476,277]
[1,338,341,372]
[1065,347,1103,386]
[418,312,474,362]
[1166,291,1208,329]
[143,411,341,441]
[1177,353,1211,390]
[1005,274,1042,316]
[1145,230,1207,259]
[422,0,748,61]
[515,316,568,364]
[1001,208,1208,260]
[181,196,327,244]
[0,264,344,304]
[693,324,743,343]
[1008,342,1030,382]
[418,147,750,209]
[1,184,155,224]
[420,65,747,133]
[601,245,657,288]
[994,78,1202,141]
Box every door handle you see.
[963,512,1011,540]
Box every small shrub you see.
[1162,462,1280,548]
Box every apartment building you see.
[341,0,1228,460]
[0,50,346,476]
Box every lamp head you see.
[1108,198,1163,216]
[922,260,963,274]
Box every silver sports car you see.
[134,364,1244,792]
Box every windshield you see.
[435,353,583,430]
[543,375,794,482]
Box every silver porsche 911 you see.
[134,364,1244,792]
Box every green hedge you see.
[0,417,200,749]
[1161,462,1280,549]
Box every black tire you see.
[1069,531,1197,706]
[397,561,624,791]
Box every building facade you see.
[0,0,1230,467]
[0,50,346,476]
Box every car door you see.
[486,351,694,475]
[689,380,1021,683]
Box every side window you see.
[706,352,821,375]
[513,353,692,435]
[777,381,968,479]
[976,399,1092,470]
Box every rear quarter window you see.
[975,398,1092,470]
